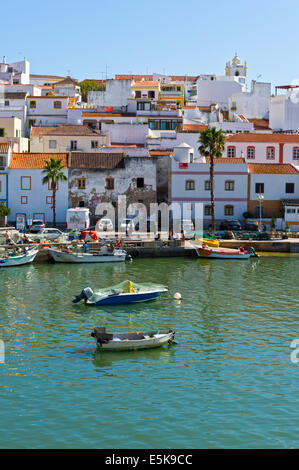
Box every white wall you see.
[197,79,242,110]
[229,81,271,120]
[88,79,132,107]
[101,122,148,144]
[8,169,68,223]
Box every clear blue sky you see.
[2,0,299,87]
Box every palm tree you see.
[198,127,226,231]
[42,158,67,227]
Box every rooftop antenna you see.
[257,74,262,80]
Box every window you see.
[49,140,57,149]
[46,196,53,204]
[255,183,264,193]
[29,100,36,109]
[247,146,255,159]
[21,176,31,190]
[204,205,212,216]
[21,196,28,204]
[177,86,181,91]
[28,119,36,128]
[286,183,295,194]
[91,141,98,149]
[266,147,275,160]
[54,101,62,109]
[204,180,211,191]
[78,178,86,190]
[137,102,150,111]
[227,146,236,158]
[190,152,194,163]
[0,129,4,137]
[225,180,235,191]
[137,177,144,188]
[185,180,195,190]
[287,208,296,214]
[224,205,234,216]
[4,100,9,107]
[70,140,77,150]
[135,91,141,99]
[106,177,114,190]
[148,91,155,99]
[0,156,6,167]
[293,148,299,159]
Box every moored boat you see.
[91,327,175,351]
[48,246,128,263]
[0,247,39,267]
[73,280,168,305]
[193,243,258,259]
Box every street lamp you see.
[257,194,264,231]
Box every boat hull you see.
[93,331,175,351]
[48,248,126,263]
[197,248,251,259]
[90,290,167,305]
[0,249,39,267]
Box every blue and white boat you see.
[72,280,168,306]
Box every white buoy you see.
[173,292,182,300]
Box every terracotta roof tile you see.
[247,119,271,130]
[226,133,299,143]
[149,150,173,156]
[183,124,207,132]
[132,81,160,88]
[31,125,102,137]
[30,126,57,137]
[69,152,125,169]
[9,153,68,169]
[248,163,299,174]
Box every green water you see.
[0,257,299,449]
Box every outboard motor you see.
[248,247,259,258]
[72,287,94,303]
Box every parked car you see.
[36,228,65,240]
[30,219,45,233]
[243,221,259,231]
[97,218,114,231]
[219,220,242,231]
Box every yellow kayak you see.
[201,238,220,248]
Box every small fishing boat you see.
[91,327,175,351]
[73,280,168,305]
[48,246,128,263]
[193,244,258,259]
[0,247,39,267]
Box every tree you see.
[79,80,106,102]
[0,201,11,226]
[198,127,226,231]
[42,158,67,227]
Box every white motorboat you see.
[91,327,175,351]
[48,246,128,263]
[192,243,259,259]
[0,247,39,267]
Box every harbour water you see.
[0,257,299,448]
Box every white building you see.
[8,153,68,224]
[270,86,299,131]
[224,133,299,164]
[88,79,132,107]
[229,81,271,120]
[26,92,69,132]
[30,125,110,153]
[0,57,30,85]
[171,143,248,225]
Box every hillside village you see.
[1,53,299,230]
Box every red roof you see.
[9,153,68,169]
[248,163,299,174]
[226,133,299,143]
[205,157,246,164]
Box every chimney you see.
[3,56,6,64]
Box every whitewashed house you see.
[30,125,110,153]
[26,92,69,132]
[8,153,68,225]
[171,143,248,226]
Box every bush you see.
[0,202,11,217]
